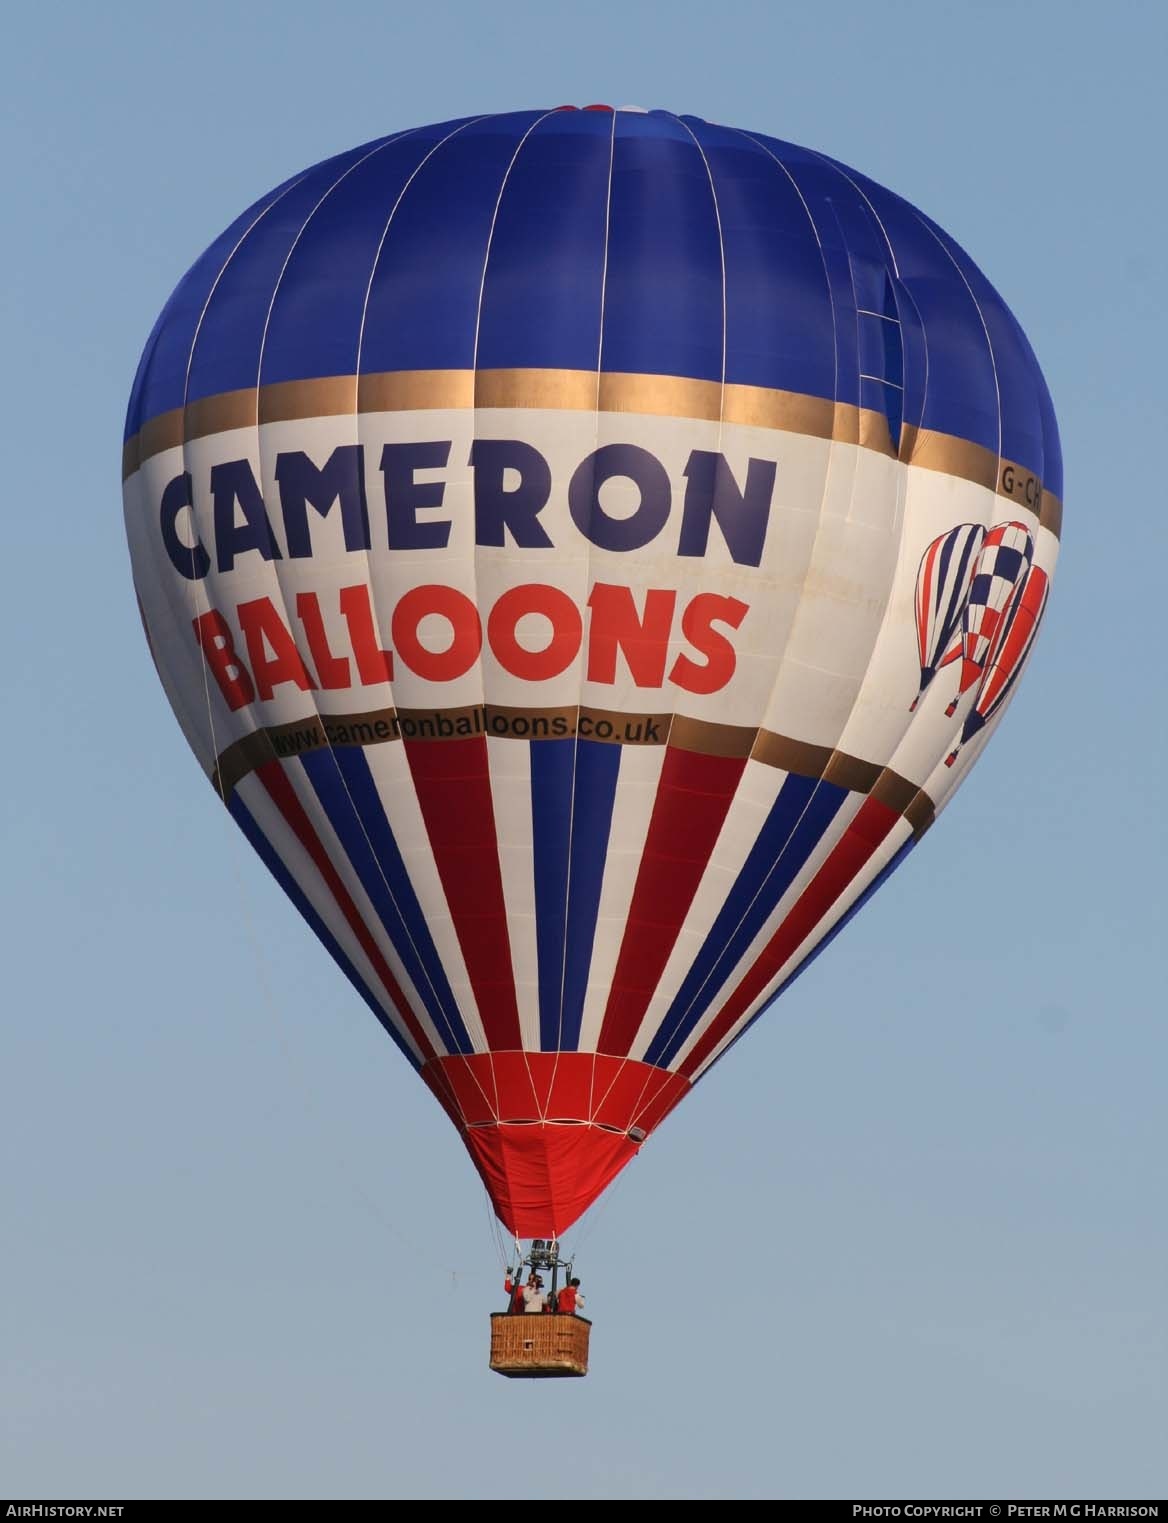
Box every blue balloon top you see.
[125,107,1060,498]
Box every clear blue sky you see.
[3,0,1164,1501]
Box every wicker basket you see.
[489,1313,591,1378]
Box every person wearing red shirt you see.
[503,1270,532,1314]
[557,1278,584,1315]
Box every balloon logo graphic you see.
[911,523,985,710]
[945,564,1051,768]
[123,108,1061,1241]
[942,520,1036,716]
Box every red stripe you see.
[597,746,747,1056]
[678,795,901,1078]
[402,736,522,1050]
[256,762,436,1061]
[976,590,1023,716]
[421,1053,690,1236]
[917,540,937,664]
[977,568,1047,718]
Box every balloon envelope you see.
[123,108,1061,1237]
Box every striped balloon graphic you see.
[911,523,985,710]
[946,565,1051,767]
[123,108,1061,1238]
[943,521,1036,716]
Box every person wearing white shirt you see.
[523,1275,548,1313]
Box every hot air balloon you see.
[911,524,984,710]
[946,565,1051,768]
[122,107,1060,1377]
[943,520,1036,715]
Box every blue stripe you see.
[968,575,1043,734]
[227,786,420,1071]
[184,144,388,409]
[687,119,836,401]
[125,164,310,435]
[809,234,860,410]
[834,163,1063,495]
[298,747,475,1055]
[809,158,1002,455]
[1036,370,1062,501]
[753,141,895,412]
[934,532,961,625]
[708,837,917,1076]
[258,125,463,388]
[644,773,849,1068]
[929,524,981,669]
[359,111,545,375]
[917,211,1059,499]
[890,272,928,440]
[600,111,725,383]
[127,109,1060,492]
[531,739,621,1051]
[475,110,613,373]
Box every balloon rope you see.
[565,1154,630,1264]
[482,1186,511,1273]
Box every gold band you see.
[122,366,1061,537]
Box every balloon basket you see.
[489,1313,591,1378]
